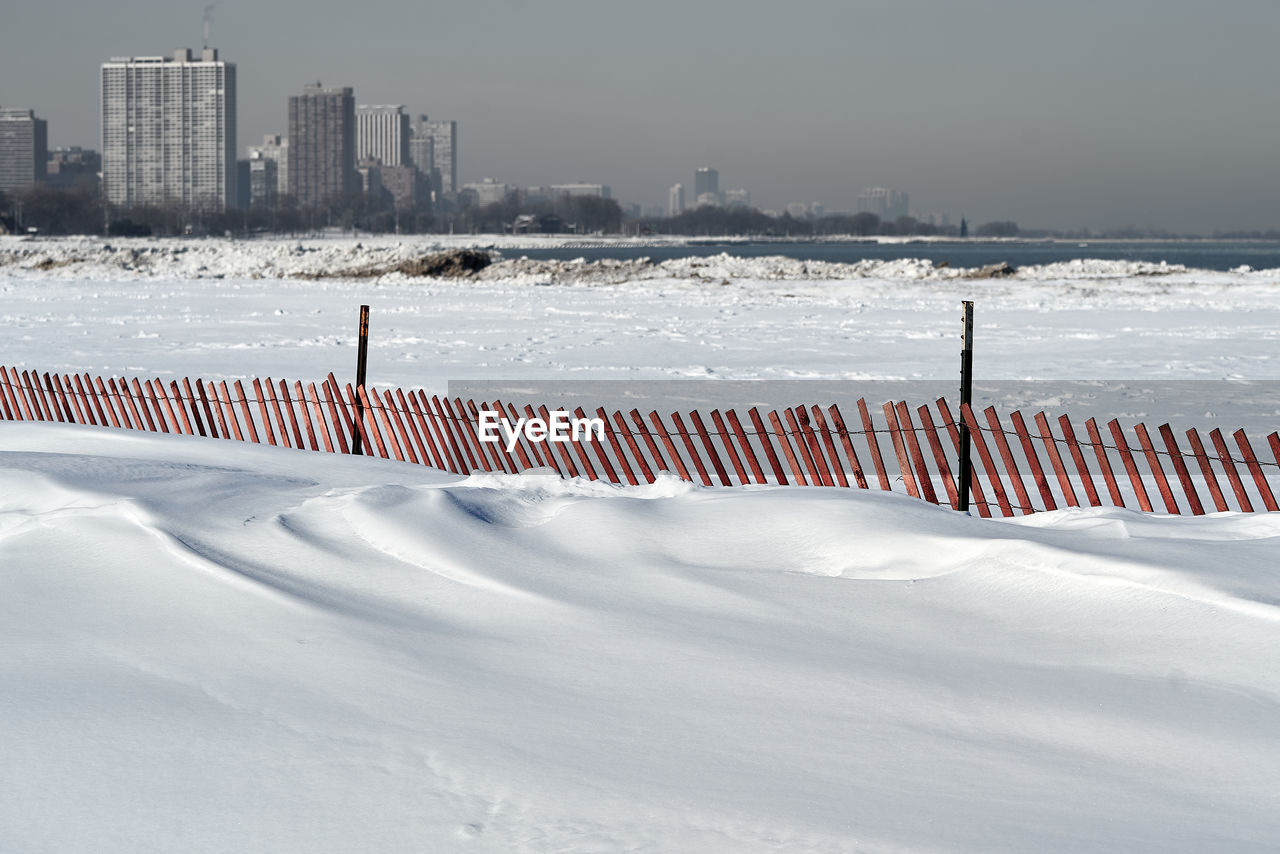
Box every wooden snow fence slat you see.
[599,407,639,486]
[1185,427,1228,513]
[786,407,825,487]
[933,399,990,517]
[895,402,939,505]
[1058,414,1101,507]
[960,403,1014,517]
[767,409,807,485]
[1234,429,1279,512]
[1108,418,1154,512]
[1084,417,1125,508]
[0,369,18,421]
[917,405,959,510]
[811,406,850,489]
[1034,412,1079,508]
[712,410,750,486]
[749,407,788,485]
[1158,424,1205,516]
[612,410,655,483]
[1134,422,1180,515]
[881,402,918,499]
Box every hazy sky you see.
[3,0,1279,231]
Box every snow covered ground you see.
[4,425,1280,852]
[4,237,1280,851]
[4,235,1280,430]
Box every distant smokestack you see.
[202,3,218,48]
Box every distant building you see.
[407,122,435,189]
[234,159,251,210]
[288,83,355,207]
[462,178,512,207]
[668,183,684,216]
[785,202,810,219]
[549,183,610,198]
[694,167,719,200]
[378,163,426,212]
[356,105,410,168]
[0,108,49,192]
[355,157,385,200]
[724,188,750,209]
[521,185,555,204]
[413,116,456,194]
[512,212,570,234]
[695,192,721,208]
[46,146,100,190]
[246,151,278,207]
[247,134,288,197]
[856,187,909,221]
[101,49,236,210]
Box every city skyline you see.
[3,1,1280,230]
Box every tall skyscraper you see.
[287,83,355,207]
[355,105,409,168]
[694,167,719,201]
[100,49,236,210]
[668,183,685,216]
[413,116,456,194]
[0,108,48,192]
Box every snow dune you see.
[3,423,1279,852]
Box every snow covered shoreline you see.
[0,235,1242,283]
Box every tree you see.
[12,181,103,235]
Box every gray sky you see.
[3,0,1279,231]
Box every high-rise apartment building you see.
[856,187,909,221]
[287,83,355,207]
[668,183,684,216]
[413,116,456,194]
[0,108,48,192]
[247,134,288,197]
[246,151,278,207]
[356,105,409,168]
[408,129,433,180]
[101,49,236,210]
[694,167,719,201]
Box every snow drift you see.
[3,423,1280,852]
